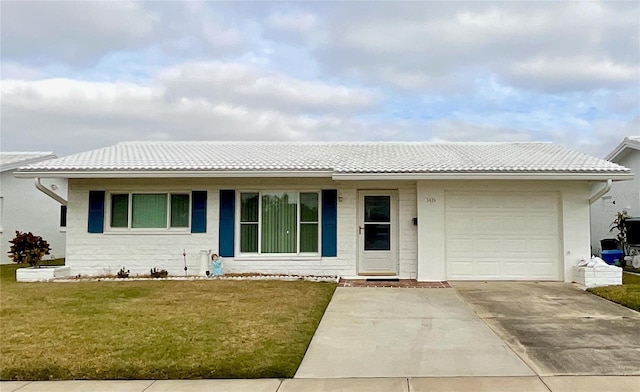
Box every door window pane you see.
[261,192,297,253]
[365,196,390,222]
[132,194,167,228]
[170,194,189,227]
[111,194,129,228]
[364,224,390,250]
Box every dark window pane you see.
[364,224,390,250]
[111,194,129,228]
[241,193,259,222]
[170,194,189,227]
[60,205,67,227]
[300,193,318,222]
[364,196,390,222]
[300,223,318,253]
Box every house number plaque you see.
[425,197,436,203]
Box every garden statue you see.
[211,254,223,277]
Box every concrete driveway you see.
[295,287,533,378]
[453,282,640,376]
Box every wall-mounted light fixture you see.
[338,195,343,202]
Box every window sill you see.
[104,229,192,235]
[59,227,67,233]
[233,255,322,261]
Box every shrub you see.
[150,267,168,278]
[117,267,130,278]
[8,231,51,267]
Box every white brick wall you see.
[573,266,622,288]
[66,178,418,278]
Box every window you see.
[239,191,320,254]
[109,193,190,229]
[60,205,67,228]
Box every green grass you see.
[0,263,336,380]
[588,272,640,312]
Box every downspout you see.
[35,178,67,206]
[589,179,612,205]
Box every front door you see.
[357,191,398,275]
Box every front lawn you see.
[0,263,336,380]
[588,272,640,312]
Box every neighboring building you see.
[1,152,67,264]
[15,141,630,281]
[590,136,640,255]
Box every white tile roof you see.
[16,141,629,178]
[1,151,56,172]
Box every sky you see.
[1,1,638,158]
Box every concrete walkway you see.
[295,287,533,378]
[454,282,640,376]
[3,376,640,392]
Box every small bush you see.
[8,231,51,267]
[117,267,130,279]
[150,267,168,278]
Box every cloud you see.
[0,63,383,155]
[1,1,159,66]
[159,62,381,114]
[310,1,639,93]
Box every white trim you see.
[15,170,334,179]
[332,172,633,181]
[605,137,640,162]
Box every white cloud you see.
[311,1,639,93]
[0,63,384,155]
[1,1,158,66]
[159,62,381,113]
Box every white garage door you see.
[445,191,561,280]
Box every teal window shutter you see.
[88,190,105,233]
[191,191,207,233]
[321,189,337,257]
[219,190,235,257]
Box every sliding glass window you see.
[239,191,320,255]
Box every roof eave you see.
[14,170,335,179]
[605,138,640,162]
[331,172,634,181]
[1,154,57,173]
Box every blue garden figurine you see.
[211,254,223,277]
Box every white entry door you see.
[357,191,398,276]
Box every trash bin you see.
[601,249,623,265]
[600,238,619,251]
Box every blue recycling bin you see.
[601,249,623,265]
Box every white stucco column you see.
[561,183,592,282]
[416,181,446,281]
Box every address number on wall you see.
[425,197,437,203]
